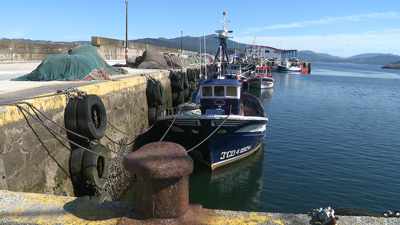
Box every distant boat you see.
[247,65,274,89]
[276,60,301,73]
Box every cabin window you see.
[202,86,212,96]
[214,86,225,96]
[265,50,269,53]
[227,86,237,96]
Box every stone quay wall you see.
[0,37,195,62]
[0,40,79,61]
[0,72,172,198]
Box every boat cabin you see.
[224,64,242,76]
[254,65,271,76]
[197,79,242,115]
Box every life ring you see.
[82,145,110,189]
[146,79,155,104]
[153,80,165,105]
[65,98,85,145]
[76,95,107,140]
[70,147,86,183]
[148,106,157,125]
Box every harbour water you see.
[189,62,400,214]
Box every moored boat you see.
[153,79,268,170]
[276,60,302,73]
[247,65,274,89]
[149,11,268,170]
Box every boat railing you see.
[241,93,266,117]
[163,103,202,116]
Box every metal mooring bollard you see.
[118,142,203,224]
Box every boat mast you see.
[210,11,232,78]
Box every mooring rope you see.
[1,101,125,161]
[158,113,179,142]
[187,113,230,153]
[107,115,162,136]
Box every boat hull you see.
[248,76,274,89]
[154,115,267,170]
[277,65,301,73]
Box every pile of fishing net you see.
[12,45,127,81]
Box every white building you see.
[245,46,282,60]
[244,46,299,61]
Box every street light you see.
[125,0,129,59]
[181,31,183,54]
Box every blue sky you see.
[1,0,399,57]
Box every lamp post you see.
[125,0,129,59]
[181,31,183,55]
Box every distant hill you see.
[1,38,90,45]
[346,53,385,59]
[132,35,249,55]
[298,50,400,65]
[3,37,400,66]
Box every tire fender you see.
[153,80,165,105]
[70,147,86,183]
[148,107,157,126]
[82,145,110,189]
[146,80,155,104]
[65,99,85,144]
[91,191,112,204]
[76,95,107,140]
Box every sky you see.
[1,0,399,58]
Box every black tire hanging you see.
[173,91,184,106]
[189,82,197,92]
[70,147,86,183]
[146,80,155,104]
[91,191,112,204]
[65,99,85,145]
[82,145,110,189]
[183,72,189,89]
[153,81,165,105]
[76,95,107,140]
[148,107,157,125]
[156,105,165,119]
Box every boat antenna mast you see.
[210,11,232,78]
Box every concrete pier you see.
[1,190,400,224]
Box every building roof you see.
[245,45,282,52]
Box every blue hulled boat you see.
[152,12,268,170]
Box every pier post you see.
[119,142,203,224]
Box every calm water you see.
[189,62,400,214]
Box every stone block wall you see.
[0,37,196,62]
[0,39,79,61]
[0,71,172,198]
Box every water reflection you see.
[189,146,265,212]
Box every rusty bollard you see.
[118,142,203,224]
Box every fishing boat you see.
[276,60,302,73]
[150,11,268,170]
[247,65,274,89]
